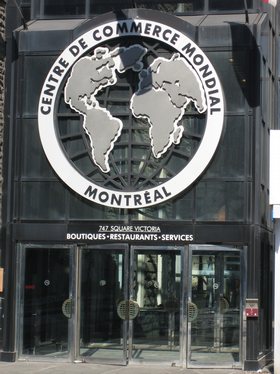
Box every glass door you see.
[19,245,74,359]
[77,245,185,365]
[19,244,189,365]
[187,245,243,368]
[129,246,184,365]
[78,245,128,364]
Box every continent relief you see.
[65,46,207,173]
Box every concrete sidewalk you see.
[0,362,273,374]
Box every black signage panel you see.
[66,221,194,244]
[13,222,249,244]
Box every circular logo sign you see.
[38,16,224,209]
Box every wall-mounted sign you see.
[38,12,224,209]
[245,298,259,318]
[66,222,194,244]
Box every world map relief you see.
[64,44,207,173]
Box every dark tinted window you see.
[207,51,253,113]
[209,0,252,10]
[20,182,67,220]
[44,0,86,15]
[32,0,255,18]
[23,56,56,116]
[90,0,204,14]
[21,120,56,178]
[196,181,246,222]
[204,116,247,178]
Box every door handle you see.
[187,301,198,322]
[62,298,72,319]
[117,300,140,320]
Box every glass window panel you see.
[174,0,204,11]
[132,250,181,362]
[190,249,241,366]
[209,0,252,10]
[174,189,194,220]
[90,1,204,14]
[44,0,85,15]
[260,121,269,186]
[32,0,259,18]
[22,247,70,357]
[196,181,245,221]
[80,249,125,361]
[206,51,248,113]
[261,61,270,125]
[225,182,246,221]
[69,196,102,220]
[69,194,125,220]
[23,56,56,116]
[205,116,246,178]
[59,118,87,159]
[132,199,175,220]
[21,119,57,178]
[20,182,66,220]
[58,117,97,176]
[260,186,270,227]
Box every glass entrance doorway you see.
[18,244,185,365]
[18,243,243,367]
[19,245,74,358]
[187,245,243,368]
[79,245,127,363]
[129,247,182,364]
[78,245,183,365]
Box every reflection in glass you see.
[132,250,181,363]
[79,249,124,361]
[21,120,56,178]
[23,56,56,116]
[209,0,252,10]
[204,117,245,179]
[89,0,204,14]
[190,250,241,366]
[21,182,66,220]
[22,248,70,357]
[44,0,85,15]
[196,181,245,222]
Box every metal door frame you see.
[187,244,246,369]
[16,243,76,362]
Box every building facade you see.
[0,0,278,371]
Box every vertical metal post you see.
[274,220,280,374]
[71,245,80,363]
[244,0,249,23]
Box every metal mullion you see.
[16,243,26,358]
[186,244,193,367]
[127,245,134,363]
[180,245,188,368]
[70,245,80,363]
